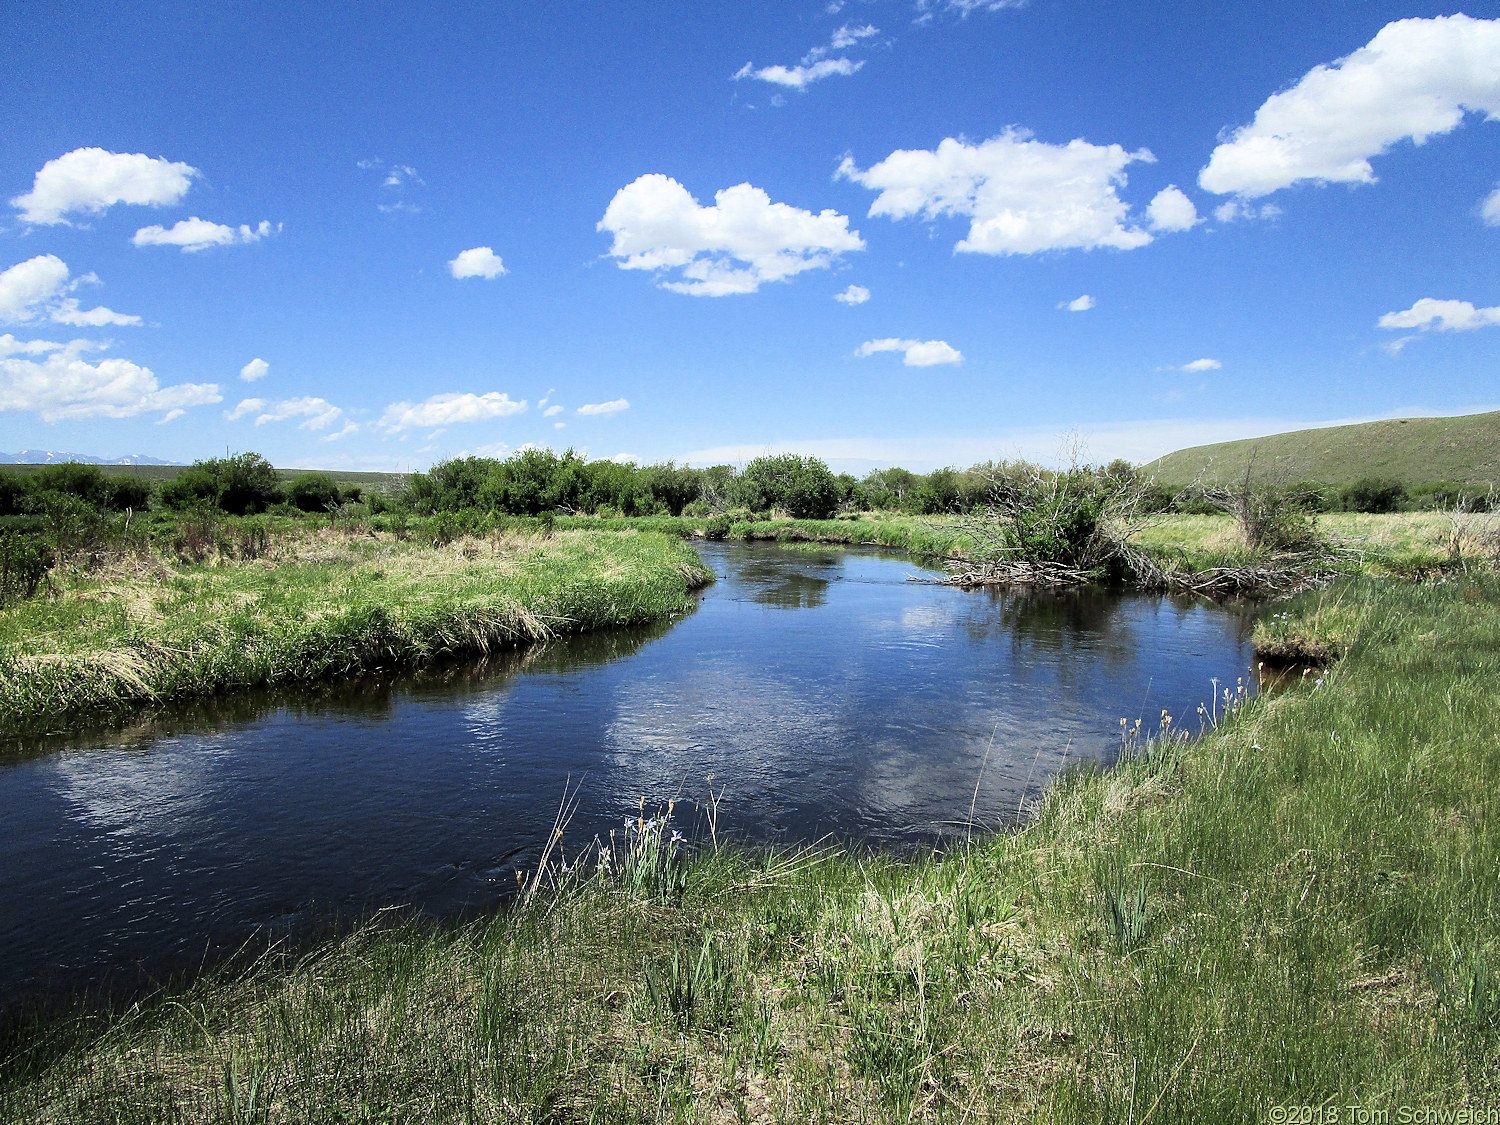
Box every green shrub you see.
[286,472,342,512]
[160,453,284,515]
[1340,477,1406,513]
[740,454,840,520]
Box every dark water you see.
[0,543,1258,1006]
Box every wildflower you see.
[670,829,686,845]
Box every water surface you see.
[0,542,1258,1005]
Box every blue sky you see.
[1,1,1498,472]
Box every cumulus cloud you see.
[1147,185,1199,231]
[838,129,1154,255]
[11,147,198,225]
[542,404,564,417]
[0,333,64,356]
[240,357,269,382]
[855,338,963,366]
[1199,15,1500,199]
[1060,295,1094,311]
[835,284,871,305]
[1180,358,1222,371]
[0,255,141,327]
[1481,185,1500,225]
[449,246,507,279]
[132,218,277,252]
[378,391,527,431]
[0,338,220,421]
[577,398,630,416]
[226,396,343,430]
[734,57,863,89]
[1378,298,1500,332]
[599,175,864,296]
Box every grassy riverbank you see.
[4,572,1494,1121]
[0,528,710,732]
[559,510,1465,580]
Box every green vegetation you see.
[4,572,1494,1120]
[0,527,709,731]
[1144,410,1500,491]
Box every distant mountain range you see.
[0,451,182,466]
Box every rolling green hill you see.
[1144,410,1500,488]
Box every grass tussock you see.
[4,573,1497,1121]
[0,528,710,731]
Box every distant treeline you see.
[0,450,1491,525]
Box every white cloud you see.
[157,409,185,424]
[1146,185,1199,231]
[1378,298,1500,332]
[378,391,527,431]
[49,300,141,327]
[542,403,564,417]
[240,357,269,382]
[360,159,424,214]
[0,338,220,421]
[11,147,198,225]
[598,175,864,296]
[0,255,140,327]
[838,129,1154,255]
[0,333,65,356]
[554,421,566,430]
[611,452,641,464]
[1060,295,1094,312]
[226,396,343,430]
[834,284,871,305]
[831,23,878,48]
[734,57,863,89]
[577,398,630,416]
[1211,199,1282,223]
[733,23,877,90]
[855,338,963,366]
[132,218,276,252]
[1181,358,1222,371]
[1199,15,1500,199]
[0,255,69,321]
[1481,185,1500,225]
[321,422,359,442]
[917,0,1028,14]
[449,246,507,279]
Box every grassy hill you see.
[1144,410,1500,488]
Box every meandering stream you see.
[0,542,1259,1005]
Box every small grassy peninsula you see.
[4,572,1495,1120]
[0,527,709,732]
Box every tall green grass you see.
[3,573,1494,1120]
[0,529,710,731]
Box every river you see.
[0,541,1258,1005]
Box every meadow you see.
[0,524,710,732]
[2,570,1493,1121]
